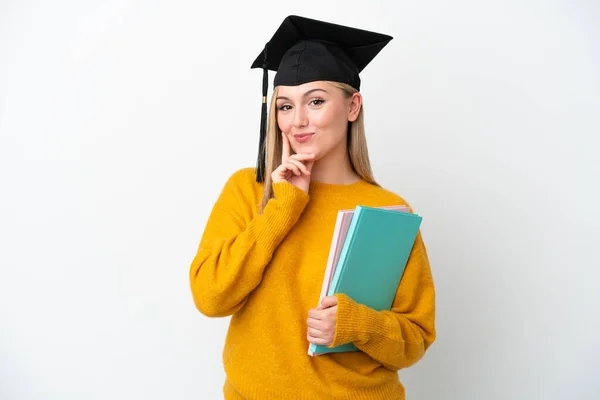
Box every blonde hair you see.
[259,81,378,213]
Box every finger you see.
[307,334,330,346]
[277,160,300,176]
[281,132,291,162]
[307,317,326,331]
[316,300,332,310]
[307,309,322,320]
[285,158,310,175]
[305,160,315,172]
[320,296,338,308]
[307,326,326,337]
[288,153,316,161]
[282,161,301,176]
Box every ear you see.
[347,92,362,122]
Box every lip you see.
[293,132,314,138]
[293,132,314,143]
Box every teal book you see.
[308,205,422,355]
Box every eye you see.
[278,104,292,111]
[310,98,325,106]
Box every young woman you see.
[189,15,436,400]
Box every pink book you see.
[308,204,410,356]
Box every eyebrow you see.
[276,88,329,101]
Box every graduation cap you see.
[251,15,393,182]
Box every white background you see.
[1,0,599,399]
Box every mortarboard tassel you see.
[256,43,268,183]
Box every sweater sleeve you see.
[330,232,436,370]
[189,171,309,317]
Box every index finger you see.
[308,308,323,320]
[281,132,290,162]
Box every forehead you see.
[276,81,334,98]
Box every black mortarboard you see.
[250,15,393,182]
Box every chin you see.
[311,149,323,159]
[294,144,319,155]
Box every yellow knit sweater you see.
[189,168,436,399]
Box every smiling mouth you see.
[294,133,314,138]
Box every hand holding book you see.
[308,205,422,356]
[306,296,338,347]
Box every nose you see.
[292,107,308,129]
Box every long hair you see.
[259,81,378,213]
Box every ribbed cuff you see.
[330,293,380,348]
[271,181,310,209]
[249,182,309,253]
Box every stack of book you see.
[308,205,422,356]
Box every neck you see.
[310,144,360,184]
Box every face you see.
[275,81,361,160]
